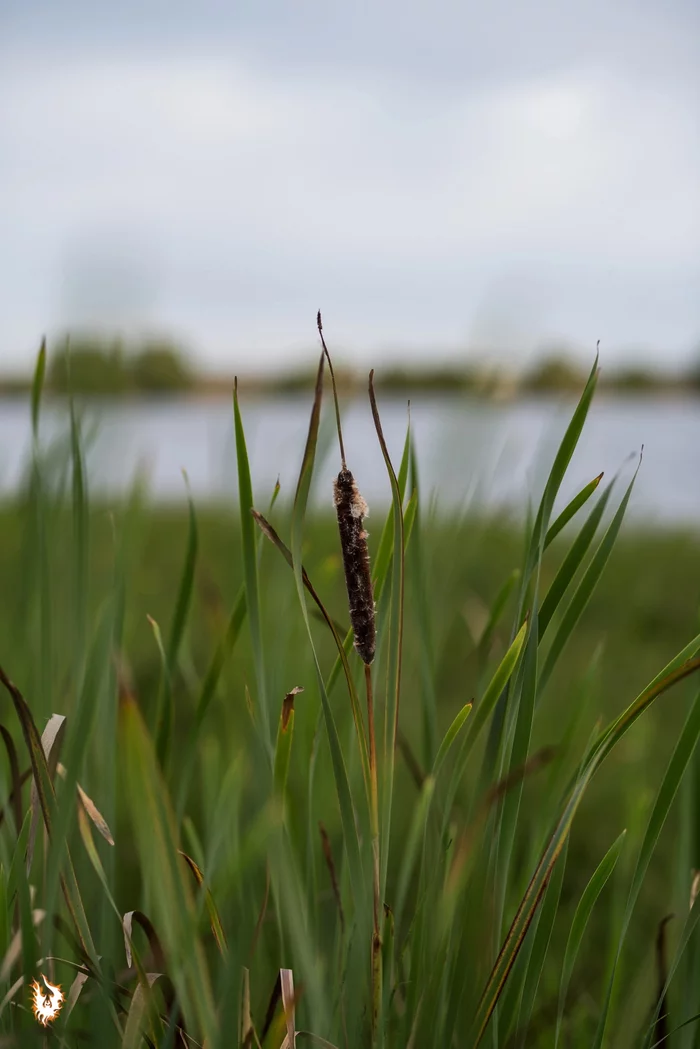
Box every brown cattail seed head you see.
[333,467,376,664]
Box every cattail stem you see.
[366,662,382,1042]
[317,310,346,468]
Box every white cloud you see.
[0,43,698,368]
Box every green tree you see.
[130,341,193,393]
[48,337,130,394]
[524,353,586,392]
[606,365,659,392]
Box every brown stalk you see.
[365,662,382,1041]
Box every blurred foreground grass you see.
[0,350,699,1047]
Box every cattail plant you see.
[318,312,376,665]
[318,310,382,1039]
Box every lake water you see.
[0,394,698,526]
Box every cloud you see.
[0,4,698,368]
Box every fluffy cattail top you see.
[333,467,376,665]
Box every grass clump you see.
[0,325,699,1047]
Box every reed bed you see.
[0,332,699,1047]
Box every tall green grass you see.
[0,342,699,1046]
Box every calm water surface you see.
[0,395,698,525]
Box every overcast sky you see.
[1,0,699,373]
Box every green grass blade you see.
[155,482,198,767]
[194,480,278,733]
[642,888,700,1047]
[234,378,270,751]
[31,338,46,438]
[544,472,604,550]
[274,687,301,806]
[76,803,122,921]
[536,353,600,536]
[369,372,406,902]
[469,650,700,1045]
[69,399,88,679]
[195,587,247,727]
[540,459,641,692]
[554,829,626,1048]
[0,725,23,836]
[485,354,599,771]
[477,568,521,668]
[432,703,473,780]
[166,479,198,674]
[393,775,435,932]
[520,351,600,598]
[406,444,438,768]
[582,636,700,776]
[538,478,615,639]
[178,851,228,958]
[121,972,164,1049]
[372,414,411,606]
[649,1012,700,1049]
[591,687,700,1048]
[515,837,570,1042]
[442,619,529,837]
[120,694,217,1045]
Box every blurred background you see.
[1,0,699,516]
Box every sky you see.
[1,0,699,374]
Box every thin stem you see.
[317,310,347,469]
[365,661,382,1043]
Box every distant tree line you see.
[0,334,699,398]
[46,336,194,395]
[371,349,700,396]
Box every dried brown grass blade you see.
[56,762,115,845]
[122,910,165,972]
[27,713,66,872]
[122,972,163,1049]
[178,851,228,956]
[280,968,296,1049]
[64,967,90,1021]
